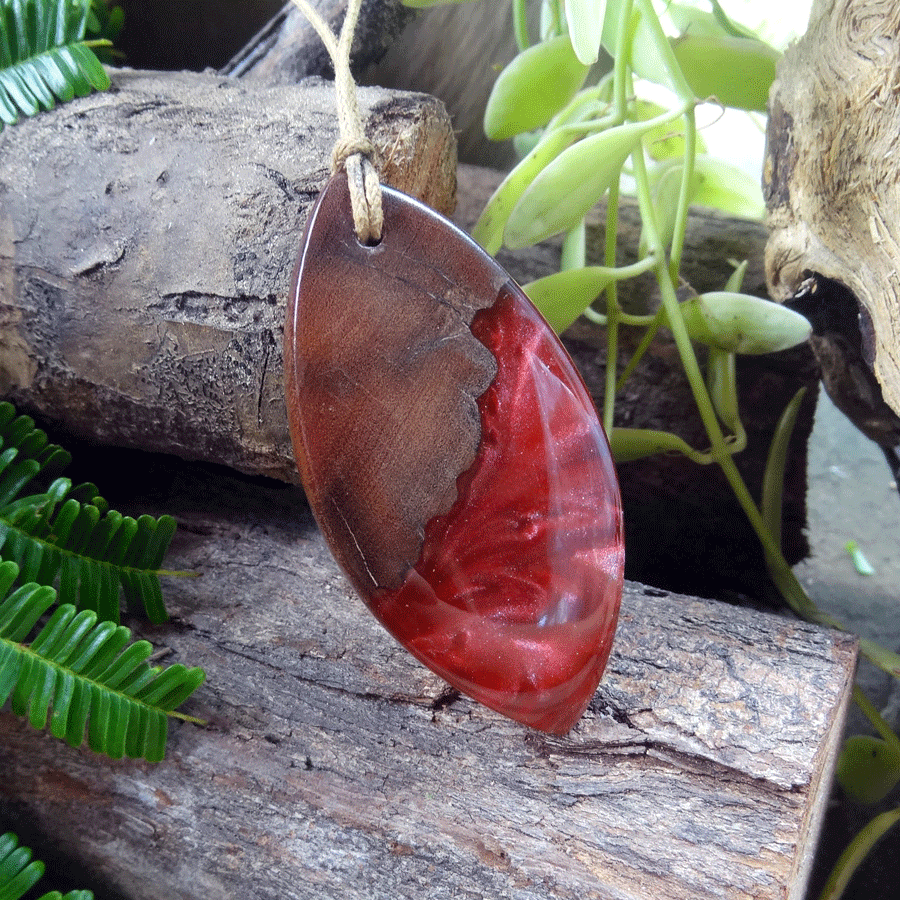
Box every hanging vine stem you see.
[289,0,383,243]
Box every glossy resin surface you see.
[285,173,624,733]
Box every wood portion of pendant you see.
[285,173,624,733]
[285,174,498,592]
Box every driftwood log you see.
[0,67,456,481]
[221,0,413,84]
[0,456,857,900]
[765,0,900,446]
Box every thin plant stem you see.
[513,0,530,51]
[612,0,633,117]
[561,220,587,271]
[668,111,697,283]
[615,310,664,389]
[854,684,900,752]
[635,0,694,102]
[817,808,900,900]
[603,180,621,434]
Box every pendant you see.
[284,173,624,734]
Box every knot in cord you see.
[332,138,382,245]
[291,0,384,245]
[331,136,377,172]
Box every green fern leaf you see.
[0,830,94,899]
[0,831,45,899]
[0,0,110,131]
[0,403,83,493]
[0,560,206,762]
[0,403,177,624]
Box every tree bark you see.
[0,457,857,900]
[220,0,414,83]
[765,0,900,427]
[0,68,457,482]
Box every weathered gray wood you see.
[765,0,900,423]
[0,68,456,481]
[2,100,795,492]
[0,460,856,900]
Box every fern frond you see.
[0,0,111,131]
[0,403,177,624]
[0,561,206,762]
[0,830,94,900]
[0,402,92,495]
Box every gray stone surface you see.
[796,391,900,734]
[797,391,900,900]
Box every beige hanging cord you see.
[289,0,384,243]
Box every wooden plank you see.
[0,461,857,900]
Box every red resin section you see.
[371,286,624,734]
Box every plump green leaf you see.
[566,0,605,64]
[505,119,650,248]
[473,127,576,254]
[691,155,765,219]
[679,291,811,354]
[524,267,616,333]
[837,735,900,804]
[484,34,589,140]
[666,2,758,40]
[609,427,704,463]
[671,32,779,112]
[708,0,759,40]
[706,348,740,434]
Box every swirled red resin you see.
[371,286,624,734]
[285,174,624,734]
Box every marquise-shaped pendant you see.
[284,173,624,734]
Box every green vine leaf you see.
[1,830,94,899]
[0,402,181,624]
[0,560,205,762]
[0,0,111,132]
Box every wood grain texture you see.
[765,0,900,417]
[0,462,856,900]
[285,173,497,592]
[0,68,456,480]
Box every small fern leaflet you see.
[0,560,206,762]
[0,830,94,899]
[0,403,180,624]
[0,0,110,131]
